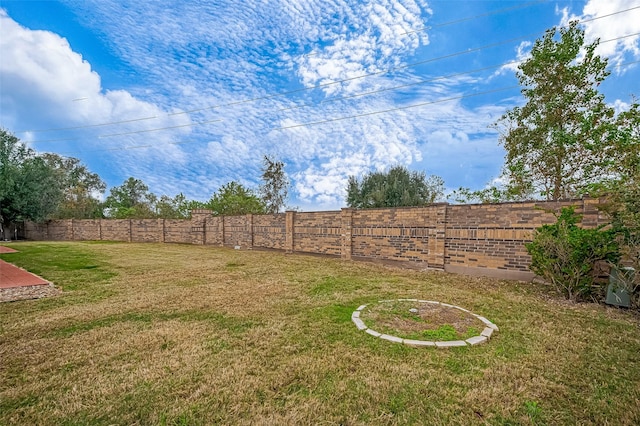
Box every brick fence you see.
[24,198,607,281]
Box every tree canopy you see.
[103,177,157,219]
[346,165,444,209]
[0,129,64,226]
[206,181,266,216]
[495,21,617,201]
[41,153,106,219]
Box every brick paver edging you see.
[352,299,499,348]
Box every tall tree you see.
[207,181,266,216]
[260,155,289,214]
[495,21,615,200]
[346,165,444,209]
[103,177,157,218]
[155,193,199,219]
[0,129,63,227]
[41,153,106,219]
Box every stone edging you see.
[352,299,499,348]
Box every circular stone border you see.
[352,299,499,348]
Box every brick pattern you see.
[444,200,605,272]
[293,211,342,256]
[23,199,607,280]
[223,215,252,248]
[72,219,101,240]
[253,214,286,250]
[351,205,446,268]
[101,220,131,241]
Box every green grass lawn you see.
[1,242,639,425]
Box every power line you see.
[50,52,640,156]
[26,33,640,145]
[279,31,640,113]
[30,119,223,143]
[273,85,520,131]
[16,3,639,135]
[402,0,548,35]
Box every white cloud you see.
[0,9,192,175]
[1,1,524,209]
[559,0,640,70]
[493,41,532,77]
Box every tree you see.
[206,181,266,216]
[103,177,157,218]
[346,165,444,209]
[0,129,63,228]
[259,155,289,214]
[155,193,197,219]
[41,153,106,219]
[495,21,615,200]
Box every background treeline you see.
[0,134,290,225]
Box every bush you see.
[526,207,620,301]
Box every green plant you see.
[526,207,620,300]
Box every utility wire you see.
[30,119,223,144]
[50,52,640,156]
[27,33,640,145]
[402,0,547,35]
[279,31,640,113]
[273,85,520,131]
[16,4,638,135]
[18,2,545,134]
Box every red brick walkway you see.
[0,247,51,289]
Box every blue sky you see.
[1,0,639,210]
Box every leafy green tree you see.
[495,21,616,200]
[610,101,640,185]
[448,186,522,204]
[41,153,106,219]
[103,177,157,218]
[260,155,289,213]
[155,193,197,219]
[0,129,63,228]
[346,165,444,209]
[206,181,266,216]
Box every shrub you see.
[526,207,620,301]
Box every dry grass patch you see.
[1,241,639,425]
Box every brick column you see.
[285,210,295,253]
[246,214,254,248]
[160,219,166,243]
[581,197,603,228]
[427,203,447,270]
[341,208,353,260]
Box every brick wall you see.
[293,211,342,256]
[23,198,607,281]
[253,214,286,250]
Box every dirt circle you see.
[352,299,499,347]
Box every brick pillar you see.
[160,219,166,243]
[285,210,295,253]
[581,197,602,229]
[246,214,254,248]
[341,208,353,260]
[70,219,75,241]
[427,203,448,270]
